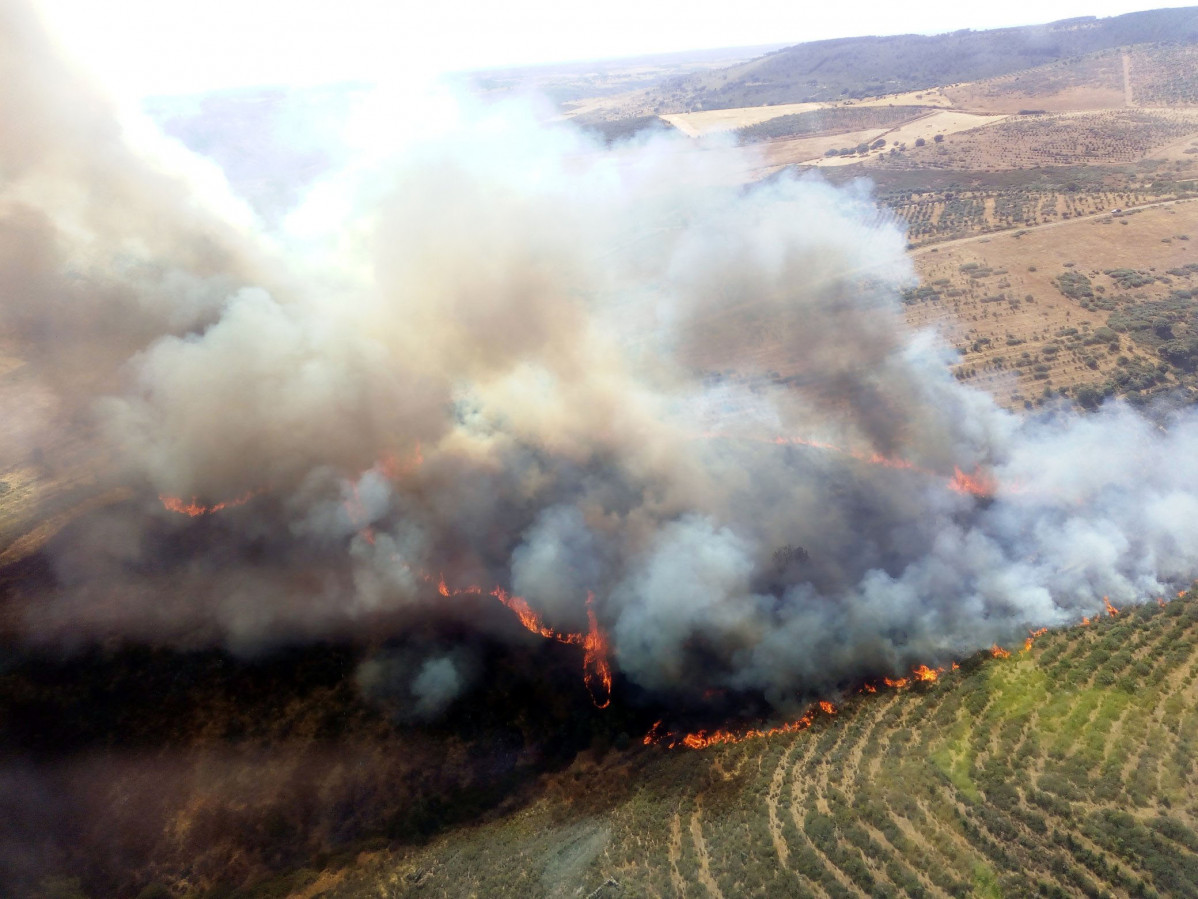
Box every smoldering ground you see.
[3,0,1198,726]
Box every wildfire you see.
[762,434,997,498]
[487,586,612,708]
[1104,596,1120,617]
[882,676,909,689]
[1024,627,1049,652]
[159,489,262,516]
[645,703,837,751]
[582,593,613,710]
[991,644,1011,659]
[949,466,997,498]
[913,664,940,682]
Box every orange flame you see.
[819,700,837,715]
[1023,627,1048,652]
[860,683,877,693]
[913,664,940,682]
[883,676,909,689]
[159,489,262,516]
[991,644,1011,659]
[650,706,825,751]
[1158,597,1168,607]
[949,466,997,498]
[377,444,423,481]
[769,434,999,497]
[1104,596,1119,617]
[582,592,612,709]
[488,586,611,708]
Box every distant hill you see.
[647,6,1198,111]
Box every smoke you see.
[4,0,1198,714]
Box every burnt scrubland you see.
[304,591,1198,899]
[9,583,1198,898]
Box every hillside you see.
[300,591,1198,899]
[11,7,1198,899]
[642,7,1198,112]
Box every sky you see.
[31,0,1198,97]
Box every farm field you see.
[906,199,1198,408]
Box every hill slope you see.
[646,7,1198,111]
[322,591,1198,899]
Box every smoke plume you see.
[4,0,1197,715]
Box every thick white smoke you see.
[3,0,1196,712]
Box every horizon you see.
[30,0,1198,98]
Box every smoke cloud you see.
[4,0,1197,714]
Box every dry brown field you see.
[1128,44,1198,106]
[868,109,1198,171]
[906,199,1198,407]
[944,50,1127,113]
[661,102,824,136]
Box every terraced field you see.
[312,591,1198,899]
[868,109,1198,171]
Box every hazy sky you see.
[32,0,1198,96]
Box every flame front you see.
[913,664,939,682]
[488,586,611,708]
[949,466,997,498]
[1024,627,1048,652]
[159,489,262,517]
[1104,596,1120,617]
[991,644,1011,659]
[583,592,613,709]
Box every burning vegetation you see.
[7,0,1198,892]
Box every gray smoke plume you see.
[4,0,1197,712]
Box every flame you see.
[913,664,940,682]
[1082,616,1091,626]
[1158,596,1168,607]
[883,676,909,689]
[582,592,612,709]
[860,682,877,693]
[755,433,998,497]
[488,586,611,708]
[949,466,997,498]
[648,706,827,751]
[377,443,423,480]
[1104,596,1119,617]
[159,488,262,516]
[991,644,1011,659]
[1023,627,1048,652]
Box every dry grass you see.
[1129,44,1198,107]
[907,199,1198,408]
[661,102,824,136]
[808,111,1008,168]
[944,50,1126,114]
[870,109,1198,172]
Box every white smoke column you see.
[7,0,1198,712]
